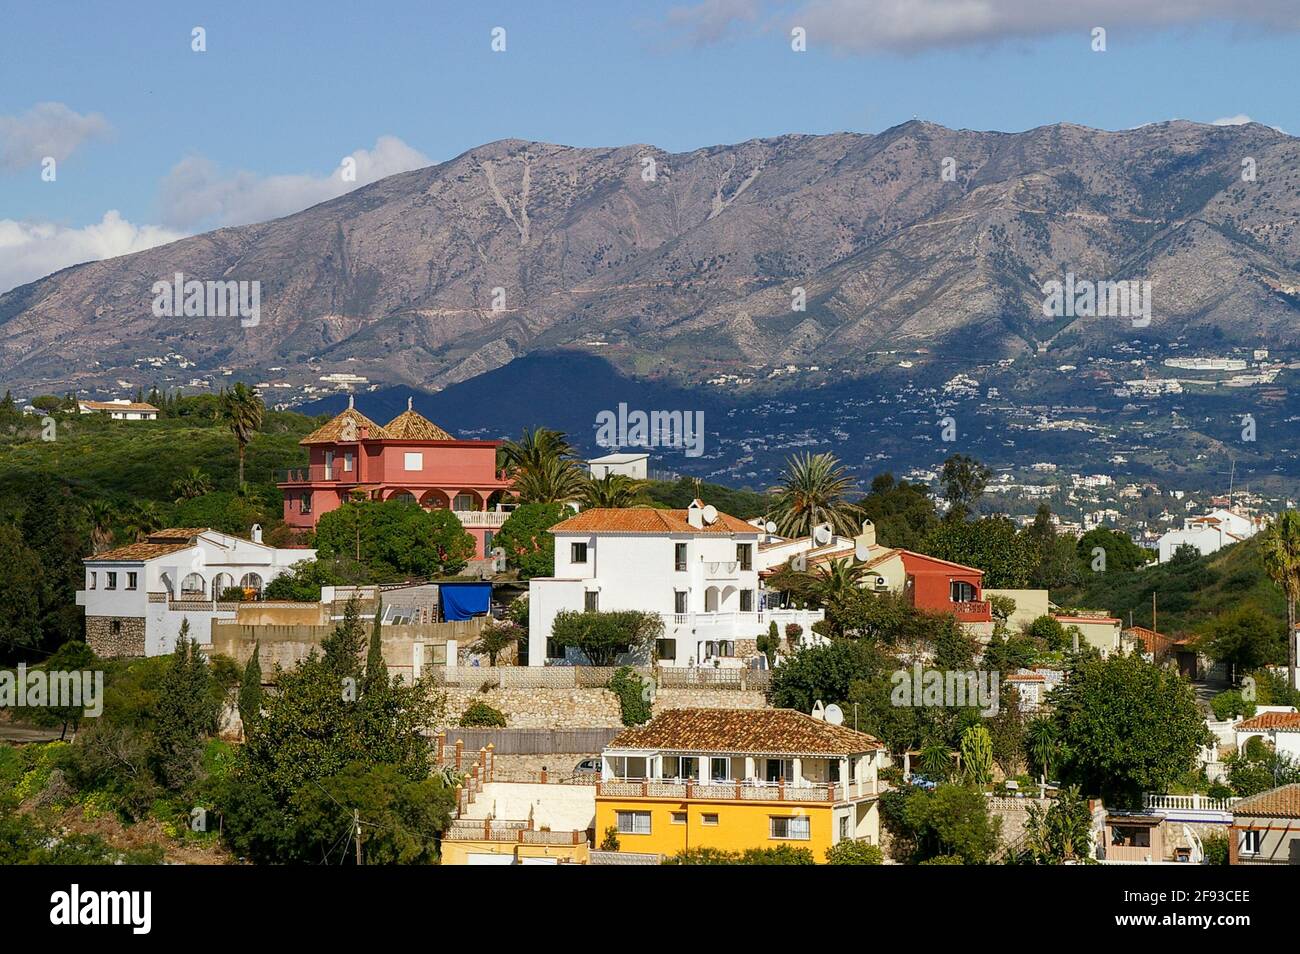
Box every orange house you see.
[277,398,513,558]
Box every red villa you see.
[278,397,514,558]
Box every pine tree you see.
[239,642,263,734]
[321,595,367,683]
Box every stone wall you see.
[85,616,146,658]
[655,688,767,711]
[440,686,769,730]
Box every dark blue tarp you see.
[440,582,492,621]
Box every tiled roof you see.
[1233,783,1300,819]
[1236,711,1300,732]
[86,528,209,562]
[384,406,455,441]
[551,507,758,536]
[607,708,883,757]
[300,407,392,445]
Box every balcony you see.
[660,608,823,635]
[951,600,992,623]
[453,510,510,528]
[278,465,341,483]
[596,778,879,803]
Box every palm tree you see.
[513,456,586,503]
[1026,716,1060,784]
[171,466,213,502]
[769,452,864,538]
[84,499,117,553]
[499,427,575,473]
[219,382,264,486]
[918,739,952,781]
[806,557,870,607]
[579,473,638,509]
[1260,510,1300,691]
[121,501,163,542]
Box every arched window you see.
[240,572,264,595]
[212,573,235,599]
[390,491,416,505]
[950,580,977,603]
[452,492,478,511]
[181,573,206,597]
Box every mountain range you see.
[4,119,1300,398]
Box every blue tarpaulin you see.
[440,582,492,621]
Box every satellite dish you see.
[813,524,831,545]
[855,540,871,561]
[810,700,826,721]
[824,704,844,726]
[702,505,718,525]
[765,521,777,534]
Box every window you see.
[88,572,96,590]
[705,640,735,658]
[950,580,977,603]
[403,452,423,471]
[324,450,334,475]
[616,811,651,835]
[342,451,353,472]
[300,492,312,514]
[671,812,686,825]
[829,760,841,783]
[584,591,599,612]
[180,572,204,597]
[737,543,753,571]
[1240,830,1262,855]
[839,816,850,841]
[106,572,118,590]
[126,572,138,591]
[453,493,477,511]
[1111,825,1151,848]
[674,591,687,614]
[663,756,697,780]
[770,816,811,840]
[674,543,688,571]
[655,638,677,661]
[571,542,588,564]
[483,531,494,553]
[765,759,793,783]
[701,814,719,826]
[710,757,731,782]
[739,589,754,612]
[110,620,121,636]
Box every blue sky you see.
[2,0,1299,291]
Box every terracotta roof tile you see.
[300,407,392,445]
[1236,711,1300,731]
[607,708,883,757]
[551,508,758,536]
[384,408,455,441]
[1233,783,1300,819]
[85,527,210,562]
[79,401,159,412]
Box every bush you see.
[459,701,507,728]
[600,826,620,851]
[1210,689,1255,721]
[1202,831,1229,865]
[664,845,816,865]
[825,839,884,865]
[609,667,652,726]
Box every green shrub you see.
[608,666,652,726]
[826,840,884,865]
[459,701,507,727]
[1210,689,1255,721]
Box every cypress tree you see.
[239,641,263,733]
[365,601,385,693]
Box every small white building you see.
[78,399,160,420]
[1157,508,1265,563]
[1234,709,1300,761]
[527,500,822,668]
[76,527,314,657]
[586,452,649,480]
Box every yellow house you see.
[595,708,886,862]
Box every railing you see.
[597,778,878,802]
[658,609,824,632]
[444,821,587,845]
[277,465,339,483]
[453,509,510,527]
[1144,794,1239,812]
[951,600,992,622]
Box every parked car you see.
[573,758,602,777]
[908,774,937,790]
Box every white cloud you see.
[0,102,111,171]
[158,135,431,230]
[1212,114,1253,125]
[665,0,1300,53]
[0,212,186,295]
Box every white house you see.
[585,452,649,480]
[76,526,314,657]
[1234,708,1300,761]
[527,500,822,668]
[1157,508,1265,563]
[78,399,159,421]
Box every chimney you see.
[687,500,704,529]
[251,523,263,544]
[856,519,876,551]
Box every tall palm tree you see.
[122,501,163,543]
[769,452,864,538]
[84,499,117,553]
[1260,510,1300,692]
[219,382,264,486]
[499,427,575,473]
[579,473,638,509]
